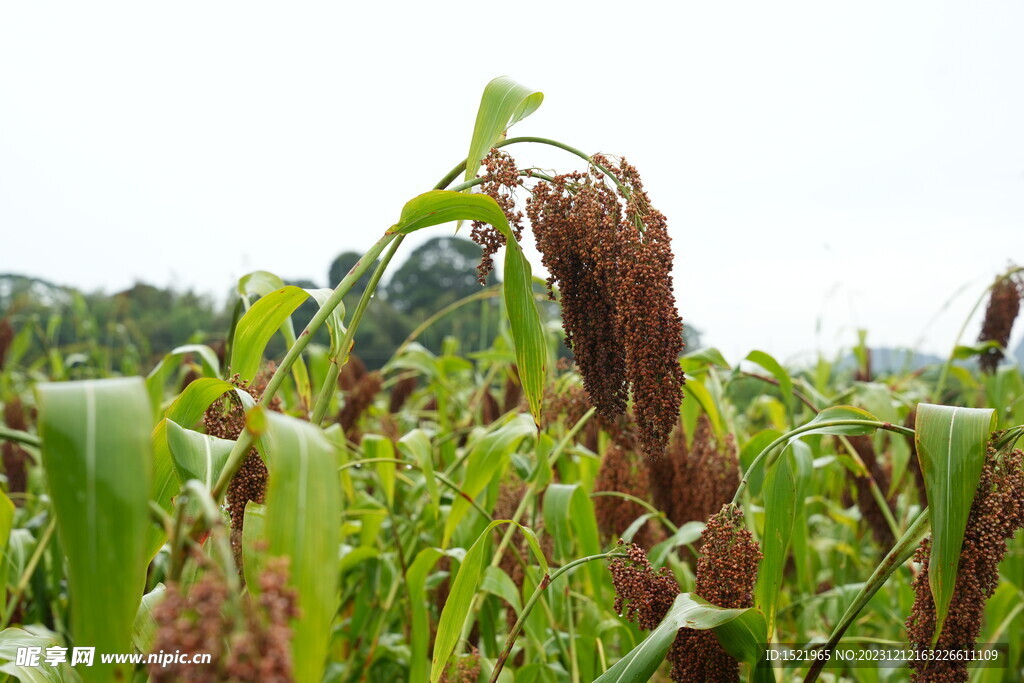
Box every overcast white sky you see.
[2,2,1022,364]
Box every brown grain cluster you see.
[526,158,684,457]
[203,371,280,574]
[649,418,740,528]
[0,318,13,371]
[470,150,526,284]
[2,398,33,502]
[439,646,481,683]
[977,270,1023,373]
[337,370,382,440]
[150,557,299,682]
[608,541,680,630]
[594,441,663,548]
[846,435,895,547]
[905,443,1024,682]
[667,504,762,683]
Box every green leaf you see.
[388,191,547,425]
[259,410,342,683]
[303,288,348,361]
[746,350,794,421]
[798,405,882,437]
[36,378,152,683]
[649,521,705,568]
[684,376,724,439]
[444,415,535,546]
[463,76,543,182]
[241,502,268,590]
[229,285,310,382]
[407,547,446,683]
[542,483,602,595]
[596,593,767,682]
[431,519,547,682]
[739,430,783,498]
[145,344,221,416]
[363,434,396,508]
[481,565,523,613]
[398,429,438,511]
[755,443,799,638]
[165,420,234,490]
[0,627,79,682]
[0,491,14,621]
[132,584,166,654]
[914,403,995,641]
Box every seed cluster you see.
[608,541,680,630]
[977,270,1023,373]
[203,371,280,574]
[388,374,418,413]
[337,370,382,440]
[667,504,762,682]
[0,318,13,371]
[650,417,739,528]
[150,557,299,682]
[905,443,1024,682]
[594,441,663,548]
[526,158,684,457]
[2,397,32,501]
[847,435,895,547]
[439,646,481,683]
[470,150,526,284]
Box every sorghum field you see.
[1,78,1022,683]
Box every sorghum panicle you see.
[470,150,526,284]
[977,270,1023,374]
[905,443,1024,682]
[608,541,680,631]
[667,504,762,683]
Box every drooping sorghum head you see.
[608,541,680,631]
[977,269,1023,373]
[905,442,1024,682]
[526,158,685,457]
[470,150,526,284]
[667,504,762,682]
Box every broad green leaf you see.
[407,547,446,683]
[481,565,523,613]
[145,344,221,416]
[755,444,798,638]
[165,420,234,490]
[229,285,309,382]
[0,627,78,682]
[259,410,341,683]
[595,593,767,682]
[431,519,547,683]
[363,434,396,508]
[36,378,152,683]
[746,350,794,422]
[388,191,546,425]
[0,491,14,618]
[398,429,438,511]
[914,403,995,641]
[444,415,535,546]
[303,288,347,361]
[463,76,543,183]
[542,483,602,595]
[649,521,705,568]
[237,269,286,299]
[241,502,268,590]
[684,376,724,439]
[682,346,731,370]
[797,405,881,437]
[132,584,166,654]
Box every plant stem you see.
[311,235,404,426]
[804,508,930,682]
[488,551,627,683]
[732,420,915,505]
[0,426,39,448]
[211,232,398,502]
